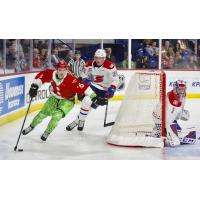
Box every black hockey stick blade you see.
[104,121,115,127]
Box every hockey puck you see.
[18,149,23,152]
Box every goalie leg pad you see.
[173,120,182,133]
[180,131,197,144]
[166,124,181,147]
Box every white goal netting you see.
[107,70,166,148]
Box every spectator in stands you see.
[0,47,3,73]
[15,54,28,72]
[42,39,49,49]
[136,55,149,69]
[144,42,152,57]
[105,47,116,63]
[32,48,42,69]
[161,49,168,69]
[20,39,30,64]
[173,42,182,54]
[151,40,159,57]
[121,52,136,69]
[51,48,60,68]
[72,50,85,77]
[143,39,151,47]
[197,44,200,57]
[33,39,43,50]
[144,40,159,59]
[65,50,74,67]
[185,55,198,70]
[163,40,170,54]
[174,51,183,68]
[168,47,175,68]
[197,44,200,65]
[6,42,17,69]
[41,49,51,69]
[161,48,174,69]
[5,40,27,72]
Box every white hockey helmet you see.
[94,49,106,58]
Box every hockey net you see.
[107,70,166,148]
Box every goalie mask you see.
[173,80,186,96]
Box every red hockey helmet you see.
[56,60,67,69]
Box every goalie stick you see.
[104,100,115,127]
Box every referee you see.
[72,50,85,77]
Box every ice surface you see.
[0,100,200,160]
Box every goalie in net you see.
[153,80,197,147]
[107,71,197,148]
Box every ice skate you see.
[77,120,85,131]
[66,119,78,131]
[22,126,34,135]
[41,132,50,141]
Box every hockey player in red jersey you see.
[22,60,100,141]
[66,49,119,131]
[153,80,197,146]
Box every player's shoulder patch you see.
[103,60,115,70]
[85,60,93,67]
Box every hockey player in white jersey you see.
[153,80,197,147]
[66,49,119,131]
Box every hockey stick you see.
[14,97,33,151]
[104,100,115,127]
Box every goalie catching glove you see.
[180,109,190,121]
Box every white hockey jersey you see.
[80,60,119,90]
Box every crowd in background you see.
[130,39,159,69]
[161,39,200,70]
[0,39,200,76]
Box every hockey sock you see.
[78,107,90,121]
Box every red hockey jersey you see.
[33,69,90,100]
[167,90,185,107]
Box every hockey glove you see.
[82,78,91,85]
[92,96,108,106]
[29,84,39,98]
[106,85,116,98]
[180,110,190,121]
